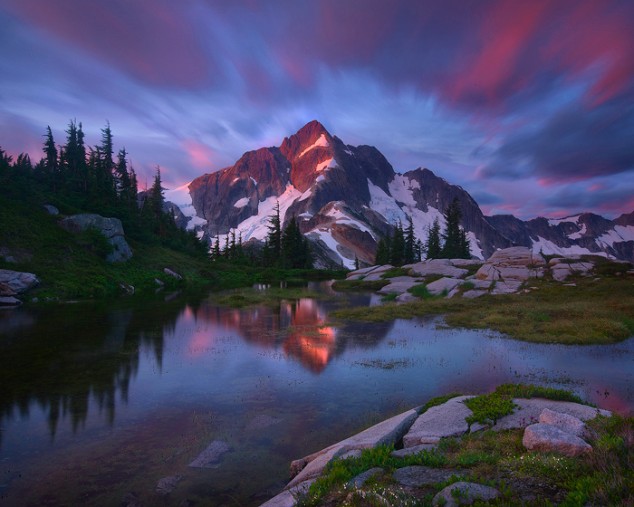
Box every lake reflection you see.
[0,287,632,506]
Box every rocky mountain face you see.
[165,121,634,267]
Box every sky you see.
[1,0,633,220]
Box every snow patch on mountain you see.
[164,183,207,231]
[308,229,355,269]
[368,179,408,224]
[234,184,302,241]
[531,236,607,257]
[389,174,419,206]
[548,214,581,226]
[466,231,483,259]
[316,158,337,173]
[234,197,249,209]
[568,223,587,240]
[299,134,329,158]
[324,206,374,236]
[597,225,634,247]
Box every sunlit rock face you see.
[183,121,634,267]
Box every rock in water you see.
[188,440,231,468]
[156,475,183,495]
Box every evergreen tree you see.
[390,222,405,266]
[42,126,58,191]
[426,219,441,259]
[440,197,470,259]
[266,201,282,259]
[404,215,416,264]
[281,216,312,268]
[374,237,389,265]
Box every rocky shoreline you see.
[346,246,633,302]
[263,395,610,506]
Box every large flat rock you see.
[408,260,468,279]
[403,396,473,446]
[426,277,462,296]
[286,408,418,489]
[378,276,419,294]
[261,480,313,507]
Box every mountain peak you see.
[280,120,332,161]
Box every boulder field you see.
[262,395,610,506]
[346,246,632,301]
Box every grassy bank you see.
[332,274,634,344]
[0,195,346,300]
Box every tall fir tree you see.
[266,201,282,259]
[390,222,405,266]
[404,215,416,264]
[440,197,470,259]
[426,219,441,259]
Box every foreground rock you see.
[523,423,592,457]
[286,408,417,488]
[59,213,133,262]
[433,482,500,506]
[403,396,474,446]
[264,395,611,506]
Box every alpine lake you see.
[0,282,632,506]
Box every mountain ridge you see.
[165,121,634,267]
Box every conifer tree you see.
[391,222,405,266]
[440,197,470,259]
[43,126,58,190]
[426,219,441,259]
[404,215,416,264]
[374,236,389,265]
[266,201,282,259]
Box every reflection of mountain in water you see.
[0,288,390,447]
[196,291,393,373]
[0,294,200,446]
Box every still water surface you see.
[0,283,632,506]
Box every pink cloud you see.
[182,140,215,171]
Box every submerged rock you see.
[188,440,231,468]
[156,475,183,495]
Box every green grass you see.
[464,393,516,428]
[331,279,390,291]
[420,393,462,414]
[408,283,436,299]
[211,286,331,307]
[332,274,634,345]
[380,267,410,278]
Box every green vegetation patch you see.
[380,267,410,278]
[332,275,634,345]
[331,278,390,291]
[298,445,446,507]
[464,393,516,428]
[211,286,330,308]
